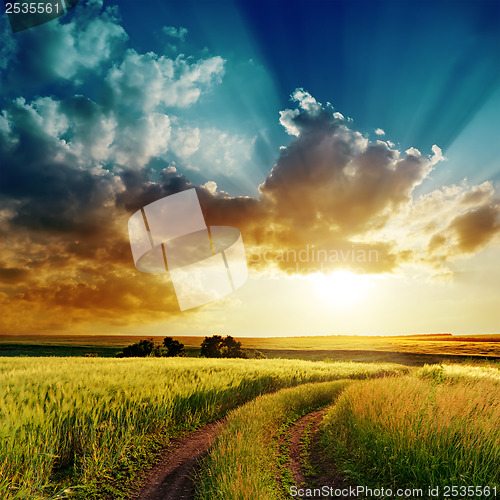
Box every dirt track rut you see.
[128,421,222,500]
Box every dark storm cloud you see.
[0,97,118,235]
[262,89,441,237]
[116,166,194,214]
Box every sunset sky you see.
[0,0,499,336]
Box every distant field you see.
[1,334,499,365]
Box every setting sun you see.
[310,270,374,306]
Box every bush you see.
[117,337,185,358]
[118,339,156,358]
[251,349,267,359]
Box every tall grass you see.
[195,380,352,500]
[0,357,405,499]
[416,362,500,384]
[321,366,500,493]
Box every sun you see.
[309,270,374,306]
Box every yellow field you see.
[238,334,500,357]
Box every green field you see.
[0,337,499,499]
[196,379,352,500]
[0,357,405,500]
[321,364,500,496]
[195,364,500,499]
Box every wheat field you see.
[321,364,500,493]
[0,357,404,499]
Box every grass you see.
[0,357,405,500]
[320,364,500,496]
[194,380,353,500]
[0,343,123,357]
[299,417,318,480]
[195,363,408,500]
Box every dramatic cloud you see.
[263,91,440,235]
[198,91,497,278]
[231,90,441,274]
[422,185,500,263]
[0,0,498,333]
[383,179,500,275]
[0,2,230,332]
[0,97,122,235]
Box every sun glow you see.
[310,270,374,306]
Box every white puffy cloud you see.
[202,180,218,195]
[105,49,225,112]
[292,88,323,114]
[0,55,229,172]
[279,108,300,136]
[7,95,117,164]
[0,3,232,177]
[279,89,327,136]
[375,128,385,135]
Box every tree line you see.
[117,335,255,358]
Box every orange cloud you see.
[0,88,498,332]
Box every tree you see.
[200,335,248,359]
[221,336,247,358]
[118,339,156,357]
[200,335,224,358]
[163,337,185,357]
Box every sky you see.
[0,0,499,336]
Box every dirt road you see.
[128,421,222,500]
